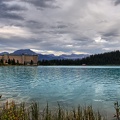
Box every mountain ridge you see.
[0,49,89,61]
[38,50,120,65]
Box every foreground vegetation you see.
[0,100,120,120]
[0,101,107,120]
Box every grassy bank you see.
[0,99,120,120]
[0,100,114,120]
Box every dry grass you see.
[0,100,108,120]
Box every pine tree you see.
[30,60,33,65]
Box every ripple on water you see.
[0,66,120,117]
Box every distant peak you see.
[0,52,9,55]
[12,49,37,55]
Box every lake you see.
[0,66,120,118]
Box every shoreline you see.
[0,99,116,120]
[0,96,116,120]
[1,63,120,66]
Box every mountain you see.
[38,54,63,61]
[11,49,63,60]
[0,52,9,55]
[38,50,120,65]
[12,49,37,55]
[1,49,120,65]
[0,49,89,61]
[60,54,89,60]
[39,54,89,61]
[11,49,89,60]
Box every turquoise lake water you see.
[0,66,120,118]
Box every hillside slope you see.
[80,50,120,65]
[38,50,120,65]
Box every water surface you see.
[0,66,120,118]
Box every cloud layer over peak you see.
[0,0,120,55]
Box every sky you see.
[0,0,120,55]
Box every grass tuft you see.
[0,100,113,120]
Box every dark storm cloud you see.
[0,3,26,11]
[23,20,69,36]
[103,30,119,37]
[0,12,24,20]
[73,37,94,46]
[57,25,68,29]
[0,37,41,49]
[22,0,57,8]
[100,27,120,41]
[0,36,65,53]
[114,0,120,5]
[1,0,120,54]
[50,25,68,29]
[48,22,75,35]
[0,0,25,20]
[26,20,44,29]
[74,37,90,42]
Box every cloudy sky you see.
[0,0,120,55]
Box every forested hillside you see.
[38,50,120,65]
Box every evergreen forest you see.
[38,50,120,65]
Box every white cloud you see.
[0,0,120,54]
[0,26,32,39]
[94,36,107,43]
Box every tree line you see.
[38,50,120,65]
[0,59,34,65]
[0,59,20,65]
